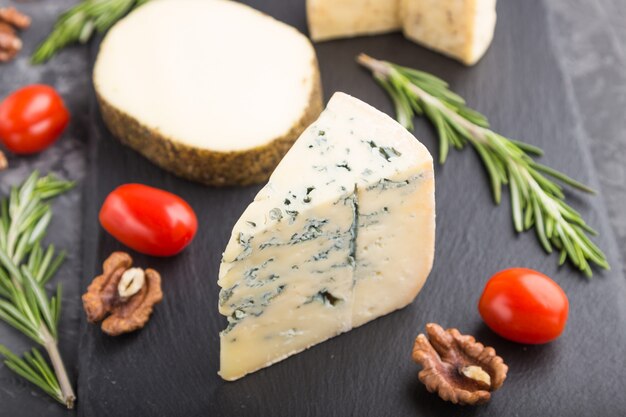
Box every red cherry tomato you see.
[0,85,70,154]
[99,184,198,257]
[478,268,569,344]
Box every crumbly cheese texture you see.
[306,0,496,65]
[218,92,435,381]
[400,0,497,65]
[94,0,318,151]
[307,0,401,41]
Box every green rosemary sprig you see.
[357,54,609,276]
[0,172,76,408]
[32,0,151,64]
[0,345,64,404]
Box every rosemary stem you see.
[0,173,77,405]
[41,326,75,409]
[357,53,608,275]
[357,54,390,77]
[357,54,489,143]
[523,169,560,219]
[412,82,489,143]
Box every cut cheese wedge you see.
[400,0,497,65]
[307,0,401,41]
[94,0,322,186]
[306,0,497,66]
[218,92,435,381]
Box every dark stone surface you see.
[0,0,625,416]
[546,0,626,276]
[0,0,87,415]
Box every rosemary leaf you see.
[32,0,151,64]
[357,53,609,276]
[0,172,76,408]
[0,345,64,405]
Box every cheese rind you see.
[400,0,497,65]
[94,0,323,185]
[218,92,435,381]
[307,0,401,41]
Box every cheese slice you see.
[218,92,435,381]
[307,0,401,41]
[94,0,322,186]
[400,0,497,65]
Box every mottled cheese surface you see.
[400,0,497,65]
[307,0,497,65]
[307,0,401,41]
[218,93,435,381]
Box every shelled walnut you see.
[0,7,31,29]
[0,7,31,63]
[412,323,508,405]
[82,252,163,336]
[0,151,7,171]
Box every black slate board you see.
[0,1,88,415]
[5,0,626,416]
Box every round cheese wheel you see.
[94,0,323,186]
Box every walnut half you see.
[0,150,7,171]
[412,323,508,405]
[0,7,30,63]
[82,252,163,336]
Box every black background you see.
[3,0,626,416]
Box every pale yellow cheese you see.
[352,164,435,327]
[400,0,497,65]
[307,0,401,41]
[306,0,497,65]
[95,0,320,152]
[218,93,435,381]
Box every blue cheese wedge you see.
[218,92,435,381]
